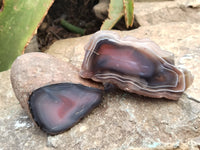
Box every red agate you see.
[80,31,193,100]
[29,83,102,134]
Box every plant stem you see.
[60,19,86,35]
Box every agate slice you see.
[29,83,102,134]
[80,31,193,100]
[10,52,103,135]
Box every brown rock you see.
[1,22,200,149]
[10,52,102,121]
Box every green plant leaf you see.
[0,0,54,72]
[100,0,124,30]
[123,0,134,28]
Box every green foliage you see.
[101,0,124,30]
[123,0,134,28]
[101,0,134,30]
[0,0,54,72]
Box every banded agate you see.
[80,31,193,100]
[29,83,102,134]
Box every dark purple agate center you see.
[90,40,177,87]
[29,83,102,134]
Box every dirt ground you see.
[0,0,3,11]
[37,0,139,51]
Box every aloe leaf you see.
[100,0,124,30]
[123,0,134,28]
[0,0,54,71]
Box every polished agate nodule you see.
[29,83,102,134]
[10,52,103,135]
[80,31,193,100]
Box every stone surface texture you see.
[1,1,200,150]
[177,0,200,7]
[135,1,200,26]
[93,0,109,20]
[24,35,39,53]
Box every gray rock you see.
[0,70,47,150]
[177,0,200,8]
[1,22,200,149]
[93,0,109,20]
[24,35,39,53]
[135,1,200,26]
[46,22,200,149]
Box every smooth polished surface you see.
[29,83,102,134]
[80,31,193,100]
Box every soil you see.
[0,0,3,11]
[37,0,139,51]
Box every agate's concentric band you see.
[80,31,193,100]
